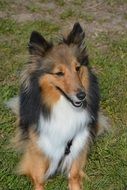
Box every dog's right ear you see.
[28,31,52,56]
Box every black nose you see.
[76,91,86,100]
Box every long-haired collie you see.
[7,23,109,190]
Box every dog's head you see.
[21,23,89,110]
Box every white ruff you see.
[37,96,91,178]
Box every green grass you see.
[55,0,65,6]
[0,0,10,11]
[80,13,94,22]
[0,1,127,190]
[106,0,127,6]
[60,9,94,22]
[26,4,42,13]
[60,9,76,20]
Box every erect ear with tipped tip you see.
[64,23,88,66]
[64,22,85,45]
[28,31,53,55]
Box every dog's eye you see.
[76,66,80,72]
[55,72,64,76]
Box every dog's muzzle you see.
[56,86,87,108]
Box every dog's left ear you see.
[64,22,85,46]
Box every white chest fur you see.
[37,96,91,178]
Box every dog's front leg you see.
[18,148,49,190]
[68,148,88,190]
[17,131,49,190]
[34,183,44,190]
[68,162,83,190]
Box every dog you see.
[7,23,109,190]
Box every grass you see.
[106,0,127,6]
[60,9,94,22]
[0,0,10,11]
[0,0,127,190]
[26,4,42,13]
[60,9,76,20]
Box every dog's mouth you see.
[71,101,83,108]
[56,86,86,108]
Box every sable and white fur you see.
[38,96,91,178]
[6,23,109,190]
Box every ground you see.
[0,0,127,190]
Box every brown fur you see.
[17,130,49,190]
[39,76,60,107]
[16,129,89,190]
[68,145,89,190]
[79,66,89,92]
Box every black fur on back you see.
[87,68,100,137]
